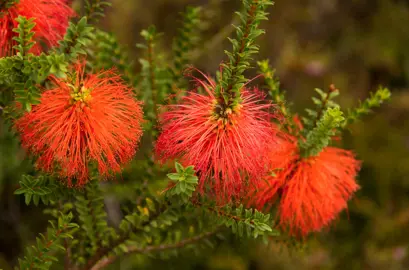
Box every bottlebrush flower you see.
[251,131,360,237]
[0,0,75,57]
[15,62,144,186]
[280,146,360,236]
[155,74,278,202]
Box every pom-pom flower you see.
[251,120,360,237]
[0,0,75,57]
[155,74,278,202]
[15,62,144,186]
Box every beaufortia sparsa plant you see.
[0,0,391,269]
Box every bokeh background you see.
[1,0,409,269]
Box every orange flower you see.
[0,0,75,57]
[250,122,360,236]
[15,62,144,186]
[279,146,360,236]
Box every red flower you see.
[250,133,298,210]
[0,0,75,57]
[279,147,360,236]
[251,131,360,236]
[15,62,144,186]
[155,75,278,202]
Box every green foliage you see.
[11,16,39,111]
[0,55,21,86]
[14,175,71,206]
[300,106,345,157]
[166,162,199,203]
[171,6,202,90]
[345,86,391,126]
[137,26,172,134]
[110,228,222,262]
[84,0,111,23]
[12,16,35,57]
[216,0,274,108]
[197,202,278,240]
[257,59,285,110]
[302,86,340,133]
[87,29,134,83]
[73,180,115,262]
[257,59,295,131]
[17,212,78,270]
[57,17,93,61]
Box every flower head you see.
[15,62,144,186]
[251,130,360,237]
[281,146,360,236]
[155,74,278,202]
[0,0,75,57]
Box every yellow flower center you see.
[70,86,92,104]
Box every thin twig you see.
[90,229,220,270]
[147,36,157,118]
[83,203,168,270]
[64,239,72,270]
[312,84,338,128]
[192,200,256,226]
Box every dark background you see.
[1,0,409,269]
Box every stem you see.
[192,201,256,226]
[85,186,102,251]
[221,3,258,102]
[29,226,66,270]
[90,229,220,270]
[312,84,337,128]
[83,203,168,270]
[215,0,272,112]
[147,36,157,118]
[64,239,72,270]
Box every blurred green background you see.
[2,0,409,269]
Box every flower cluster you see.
[5,0,363,238]
[250,118,360,236]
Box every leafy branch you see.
[74,181,115,261]
[90,228,221,270]
[299,106,345,157]
[193,201,278,239]
[344,86,391,126]
[83,201,169,270]
[302,84,340,133]
[84,0,111,23]
[165,162,199,203]
[137,26,161,123]
[257,59,288,115]
[12,16,35,57]
[171,6,202,91]
[17,212,79,270]
[58,17,93,61]
[14,174,69,206]
[215,0,274,109]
